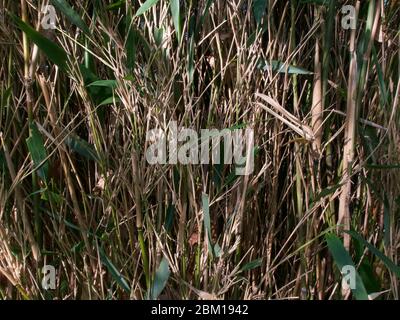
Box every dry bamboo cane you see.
[37,75,97,276]
[338,2,359,255]
[132,151,150,291]
[19,0,41,262]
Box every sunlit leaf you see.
[170,0,181,42]
[135,0,160,17]
[148,257,170,300]
[257,60,313,75]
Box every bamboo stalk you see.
[338,1,360,253]
[19,0,41,262]
[132,150,150,291]
[290,0,307,298]
[311,7,323,153]
[338,0,380,253]
[1,134,40,262]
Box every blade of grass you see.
[135,0,160,17]
[170,0,181,43]
[99,246,131,293]
[345,231,400,278]
[325,233,369,300]
[148,257,170,300]
[50,0,90,35]
[11,14,68,71]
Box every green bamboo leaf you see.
[125,8,152,69]
[64,134,101,163]
[165,203,175,233]
[87,80,118,89]
[199,0,214,28]
[257,60,313,75]
[253,0,267,26]
[71,241,84,254]
[11,14,68,71]
[50,0,90,35]
[106,0,127,10]
[1,87,12,108]
[149,257,170,300]
[241,258,263,271]
[135,0,160,17]
[79,64,113,105]
[312,183,344,203]
[154,27,164,46]
[170,0,181,42]
[372,45,389,108]
[345,231,400,279]
[41,190,63,204]
[26,121,49,182]
[325,233,369,300]
[99,96,121,106]
[125,11,138,69]
[99,247,131,293]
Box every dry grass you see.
[0,0,399,300]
